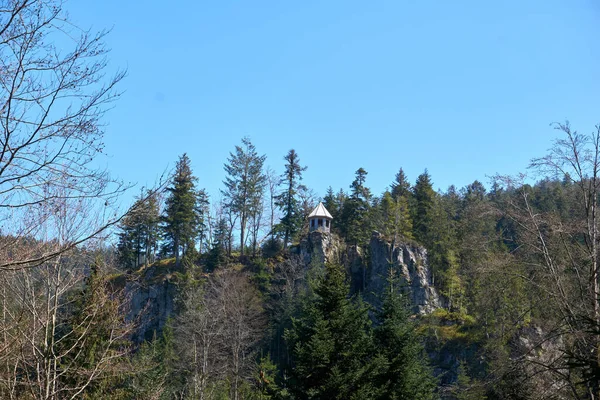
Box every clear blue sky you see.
[68,0,600,204]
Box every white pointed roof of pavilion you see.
[308,202,333,219]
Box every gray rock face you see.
[298,231,340,267]
[126,265,177,343]
[363,232,440,314]
[297,230,440,315]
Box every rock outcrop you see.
[297,230,440,315]
[125,264,177,343]
[364,231,440,314]
[297,230,341,267]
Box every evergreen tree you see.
[391,167,411,200]
[117,190,160,270]
[322,186,339,220]
[59,258,132,398]
[195,188,211,255]
[323,187,346,236]
[412,170,436,246]
[127,327,180,399]
[222,137,267,256]
[285,263,377,399]
[162,154,202,268]
[377,191,413,241]
[275,149,307,248]
[339,168,371,245]
[372,276,436,400]
[206,217,228,271]
[351,167,371,202]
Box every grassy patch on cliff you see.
[419,308,480,344]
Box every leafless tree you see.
[265,167,281,239]
[0,0,128,271]
[248,195,264,257]
[174,269,265,400]
[0,192,133,399]
[494,122,600,398]
[297,185,318,238]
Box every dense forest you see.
[1,1,600,399]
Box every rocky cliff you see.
[363,231,440,314]
[297,230,440,315]
[125,263,177,343]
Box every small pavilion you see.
[308,202,333,233]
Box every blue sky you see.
[68,0,600,204]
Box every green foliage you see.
[126,327,179,399]
[412,170,436,246]
[284,263,376,399]
[275,149,307,247]
[420,309,478,343]
[452,362,488,400]
[322,186,339,220]
[117,190,160,270]
[391,167,411,200]
[255,355,281,399]
[339,168,372,245]
[58,259,132,398]
[206,217,229,271]
[162,153,206,268]
[373,191,413,241]
[372,284,437,400]
[283,264,436,400]
[262,236,283,259]
[222,137,267,256]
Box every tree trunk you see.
[240,214,246,257]
[174,236,180,267]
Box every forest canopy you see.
[0,1,599,399]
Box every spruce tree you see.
[322,186,339,220]
[196,188,211,255]
[373,277,436,400]
[162,154,201,268]
[207,217,228,271]
[391,167,411,200]
[285,263,376,399]
[378,191,413,241]
[117,190,161,270]
[275,149,307,248]
[339,168,372,245]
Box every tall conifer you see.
[412,170,436,246]
[162,154,201,267]
[275,149,306,248]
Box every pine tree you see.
[275,149,307,248]
[222,137,267,256]
[162,154,202,268]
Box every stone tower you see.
[308,202,333,233]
